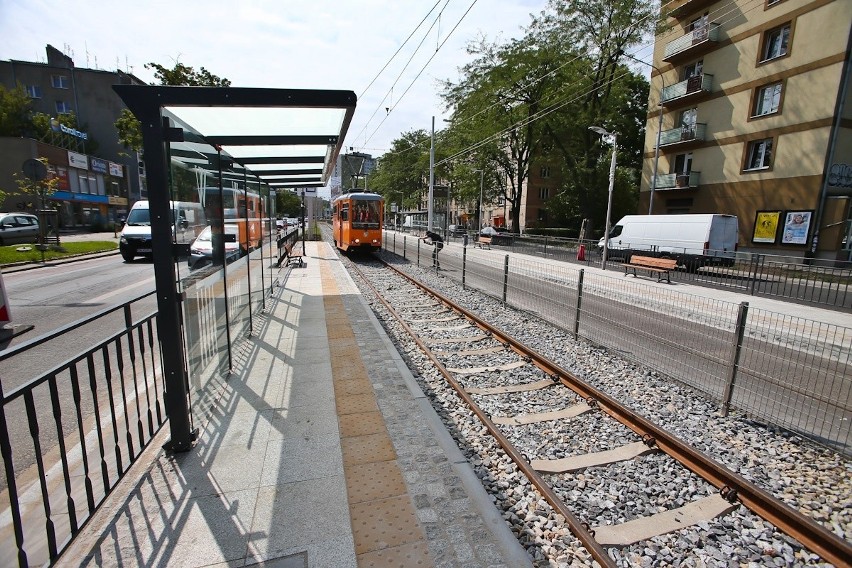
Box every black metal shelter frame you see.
[112,85,356,451]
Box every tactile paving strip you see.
[320,256,432,567]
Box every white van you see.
[119,200,206,261]
[599,214,739,268]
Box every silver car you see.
[0,213,40,246]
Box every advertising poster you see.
[781,210,813,245]
[752,210,781,243]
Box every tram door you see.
[339,201,349,248]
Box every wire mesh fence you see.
[382,232,852,454]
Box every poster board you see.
[780,210,813,245]
[752,210,781,243]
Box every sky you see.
[0,0,548,160]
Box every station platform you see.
[58,241,532,567]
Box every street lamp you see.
[473,168,484,229]
[590,126,617,270]
[619,51,665,215]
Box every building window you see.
[744,138,774,171]
[25,85,42,98]
[538,187,550,200]
[760,24,791,62]
[55,101,72,113]
[539,166,551,178]
[752,82,782,117]
[683,60,703,80]
[51,75,70,89]
[78,172,97,193]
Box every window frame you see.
[25,85,42,99]
[758,22,792,64]
[55,101,72,113]
[51,75,70,89]
[742,137,776,172]
[750,81,784,119]
[539,165,551,179]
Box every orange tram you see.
[332,192,384,253]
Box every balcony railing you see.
[661,73,713,105]
[664,22,721,61]
[660,123,706,146]
[654,170,701,189]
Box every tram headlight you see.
[354,238,360,244]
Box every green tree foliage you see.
[368,129,432,214]
[115,61,231,153]
[276,190,303,217]
[11,157,60,209]
[0,84,34,137]
[437,0,655,235]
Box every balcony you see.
[666,0,718,20]
[663,23,721,63]
[659,123,706,147]
[654,171,701,190]
[661,73,713,107]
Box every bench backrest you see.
[629,255,677,269]
[479,236,492,243]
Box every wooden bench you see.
[624,255,677,283]
[474,236,492,250]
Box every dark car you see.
[480,226,513,245]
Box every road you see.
[1,255,158,389]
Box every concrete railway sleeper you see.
[339,253,852,567]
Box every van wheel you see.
[121,251,135,262]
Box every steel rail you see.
[372,258,852,567]
[347,260,617,567]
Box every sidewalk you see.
[57,241,531,568]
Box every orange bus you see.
[332,192,383,253]
[200,187,266,254]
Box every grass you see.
[0,241,117,266]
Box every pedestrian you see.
[422,230,444,269]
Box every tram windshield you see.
[352,199,381,229]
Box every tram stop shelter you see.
[112,85,356,452]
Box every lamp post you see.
[473,169,484,229]
[619,51,665,215]
[428,116,435,231]
[590,126,617,270]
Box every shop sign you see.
[68,151,88,170]
[109,162,124,177]
[108,195,128,205]
[91,157,108,174]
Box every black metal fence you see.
[0,292,164,567]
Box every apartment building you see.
[0,44,146,226]
[640,0,851,260]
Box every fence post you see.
[544,235,548,257]
[462,245,467,289]
[721,301,749,416]
[574,269,584,340]
[749,254,759,296]
[417,239,420,267]
[402,236,406,260]
[502,254,509,305]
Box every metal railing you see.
[0,292,164,567]
[402,232,852,310]
[383,233,852,454]
[661,73,713,104]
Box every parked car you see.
[0,213,40,246]
[448,224,467,237]
[480,225,513,245]
[188,224,241,269]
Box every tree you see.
[11,157,60,211]
[0,84,34,137]
[276,190,302,217]
[369,129,432,215]
[114,61,231,153]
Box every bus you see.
[199,186,266,253]
[332,192,383,253]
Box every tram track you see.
[341,253,852,567]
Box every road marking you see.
[85,276,155,304]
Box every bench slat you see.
[624,255,676,283]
